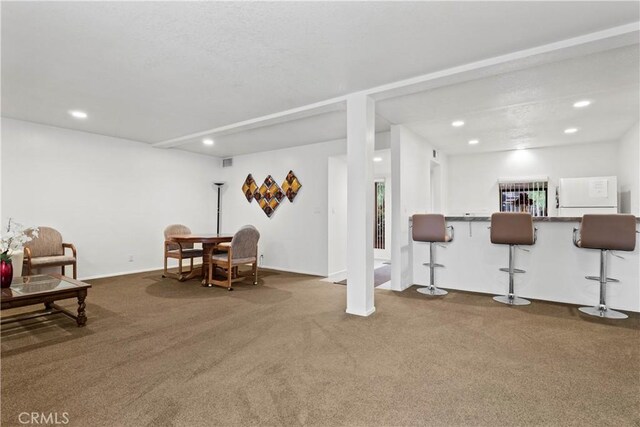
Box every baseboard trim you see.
[259,264,323,277]
[80,263,318,282]
[79,265,175,281]
[346,306,376,317]
[327,269,347,277]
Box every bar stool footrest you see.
[423,263,444,268]
[578,306,627,319]
[417,286,448,296]
[499,268,526,273]
[585,276,619,283]
[493,295,530,306]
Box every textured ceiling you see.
[378,45,639,154]
[2,1,639,156]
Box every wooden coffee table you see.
[1,274,91,327]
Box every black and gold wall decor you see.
[241,171,302,217]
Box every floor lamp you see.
[213,182,225,234]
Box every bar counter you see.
[407,216,640,312]
[444,216,640,222]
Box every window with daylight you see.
[499,180,548,217]
[374,181,385,249]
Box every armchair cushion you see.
[167,248,203,257]
[230,225,260,260]
[211,253,256,265]
[164,224,194,250]
[24,227,64,257]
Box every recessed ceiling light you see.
[573,100,591,108]
[451,120,465,127]
[468,139,479,145]
[202,138,214,146]
[69,110,87,119]
[564,128,579,134]
[373,157,383,162]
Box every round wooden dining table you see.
[167,233,233,285]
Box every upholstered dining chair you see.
[23,226,77,278]
[163,224,203,280]
[207,225,260,291]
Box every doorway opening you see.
[374,180,386,250]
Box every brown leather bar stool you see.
[490,212,537,306]
[412,214,454,296]
[573,214,637,319]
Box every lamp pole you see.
[213,182,225,234]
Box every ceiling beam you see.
[152,97,346,149]
[154,22,639,149]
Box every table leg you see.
[202,243,212,286]
[76,291,87,327]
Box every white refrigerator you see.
[557,176,618,216]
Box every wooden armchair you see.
[23,226,77,278]
[207,225,260,291]
[163,224,203,280]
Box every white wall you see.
[391,125,433,290]
[447,141,621,216]
[328,155,347,275]
[328,150,392,275]
[617,122,640,216]
[219,138,345,276]
[1,118,220,279]
[221,132,391,277]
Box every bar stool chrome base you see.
[493,294,530,306]
[417,242,449,297]
[579,305,628,319]
[493,245,530,307]
[578,249,628,320]
[417,285,448,296]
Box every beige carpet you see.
[1,269,639,426]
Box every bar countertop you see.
[444,216,640,222]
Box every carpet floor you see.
[1,269,639,426]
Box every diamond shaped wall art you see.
[256,175,285,217]
[242,174,258,202]
[241,172,301,218]
[281,170,302,202]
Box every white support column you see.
[346,93,375,316]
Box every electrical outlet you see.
[128,255,134,262]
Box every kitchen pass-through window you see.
[499,180,548,217]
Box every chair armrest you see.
[446,225,454,242]
[23,247,32,263]
[62,243,77,258]
[209,242,230,259]
[572,227,580,248]
[165,240,185,255]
